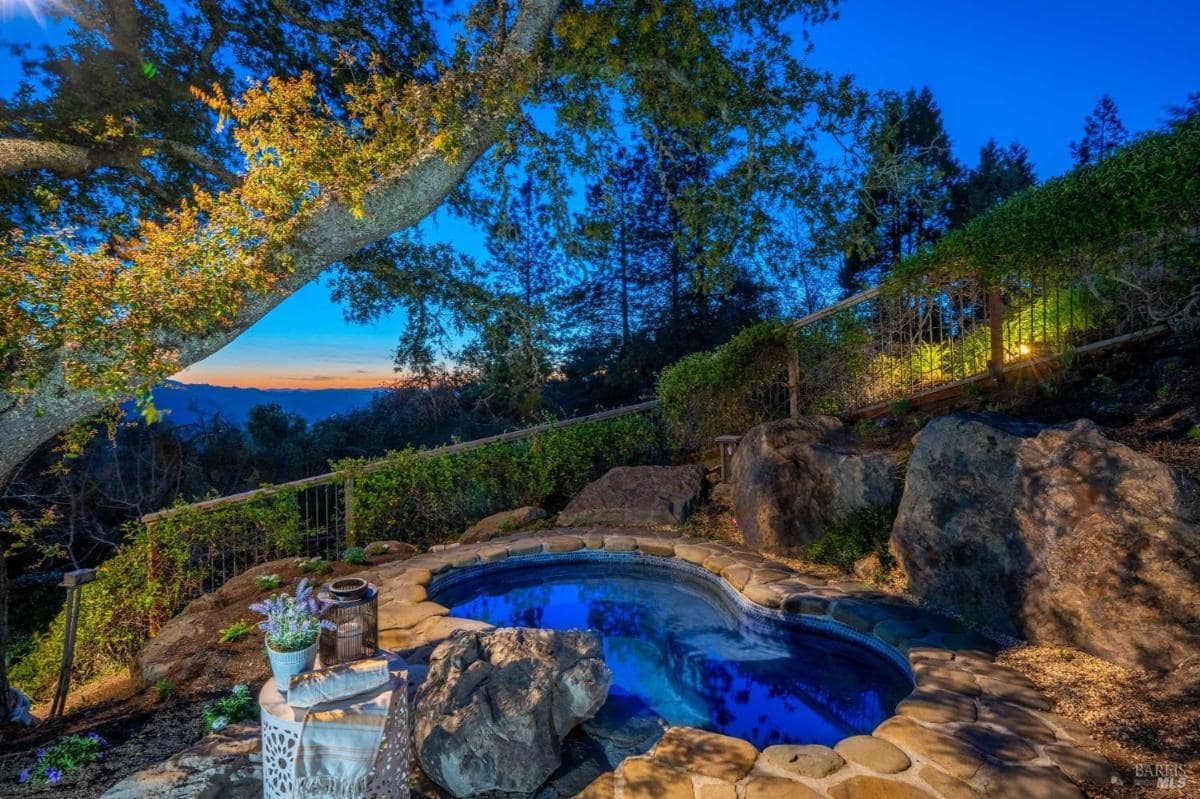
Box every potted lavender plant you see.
[250,578,335,691]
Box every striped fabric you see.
[293,672,398,798]
[287,658,390,708]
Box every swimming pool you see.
[429,553,912,749]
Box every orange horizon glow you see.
[176,376,391,390]
[172,368,397,390]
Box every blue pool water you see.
[430,556,912,749]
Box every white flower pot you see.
[266,640,318,692]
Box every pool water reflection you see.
[431,559,911,748]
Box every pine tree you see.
[471,177,566,419]
[1070,95,1129,165]
[950,139,1037,227]
[841,87,961,293]
[567,147,658,353]
[1164,91,1200,131]
[487,178,562,309]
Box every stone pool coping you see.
[352,529,1116,799]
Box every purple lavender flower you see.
[249,577,333,650]
[45,768,62,783]
[17,768,30,784]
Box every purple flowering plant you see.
[17,732,106,785]
[249,578,334,652]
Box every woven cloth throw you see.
[293,675,397,798]
[287,657,390,708]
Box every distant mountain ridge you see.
[136,381,384,426]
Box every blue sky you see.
[3,0,1198,387]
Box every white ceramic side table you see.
[258,664,410,799]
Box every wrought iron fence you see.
[789,260,1170,416]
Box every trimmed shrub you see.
[657,321,794,451]
[344,411,673,550]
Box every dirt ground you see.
[998,646,1200,799]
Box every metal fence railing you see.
[141,400,661,592]
[788,261,1170,417]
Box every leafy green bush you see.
[154,679,175,703]
[806,506,897,574]
[1188,425,1200,442]
[202,684,255,732]
[10,522,199,702]
[892,116,1200,286]
[11,490,300,702]
[343,412,672,549]
[17,733,107,786]
[342,546,367,565]
[657,321,793,451]
[255,574,283,591]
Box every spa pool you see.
[429,553,912,749]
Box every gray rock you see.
[893,412,1200,673]
[101,723,261,798]
[557,465,704,527]
[731,417,897,552]
[459,506,547,544]
[413,627,612,797]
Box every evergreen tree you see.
[950,139,1037,228]
[467,178,566,419]
[1164,91,1200,131]
[487,178,563,310]
[840,88,961,293]
[566,147,658,354]
[1070,95,1129,165]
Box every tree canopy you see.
[0,0,866,479]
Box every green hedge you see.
[892,115,1200,286]
[10,523,198,701]
[657,321,794,451]
[342,411,674,549]
[657,120,1200,432]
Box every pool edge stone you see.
[366,529,1110,799]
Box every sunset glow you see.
[173,365,395,390]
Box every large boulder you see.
[730,417,897,553]
[557,465,704,527]
[413,627,612,797]
[459,506,547,544]
[893,412,1200,673]
[101,723,261,799]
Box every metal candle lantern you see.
[318,577,378,665]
